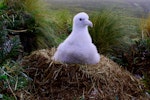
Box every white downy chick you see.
[53,12,100,64]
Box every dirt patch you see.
[20,48,148,100]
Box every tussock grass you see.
[141,15,150,38]
[22,0,74,48]
[2,0,61,52]
[90,10,124,54]
[22,0,59,48]
[49,10,72,44]
[50,10,72,33]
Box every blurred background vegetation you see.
[0,0,150,99]
[90,10,124,54]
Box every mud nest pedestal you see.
[21,48,148,100]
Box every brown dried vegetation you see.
[20,48,148,100]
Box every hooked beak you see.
[85,19,93,27]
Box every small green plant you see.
[90,10,124,54]
[0,61,29,100]
[2,94,15,100]
[143,73,150,94]
[123,39,150,74]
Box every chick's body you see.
[53,12,100,64]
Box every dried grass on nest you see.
[21,48,148,100]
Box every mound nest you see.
[21,48,148,100]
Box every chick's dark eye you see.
[79,18,83,21]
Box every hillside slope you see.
[47,0,150,17]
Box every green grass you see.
[89,10,124,54]
[48,10,73,44]
[141,15,150,38]
[2,95,15,100]
[22,0,60,48]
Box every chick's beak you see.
[85,19,93,27]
